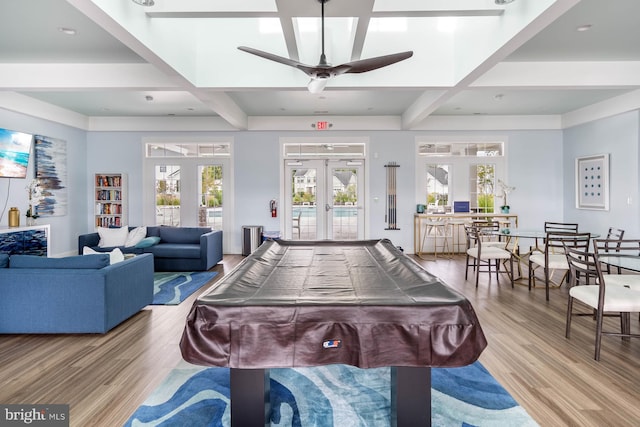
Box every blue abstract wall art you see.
[34,135,67,216]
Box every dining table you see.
[598,254,640,272]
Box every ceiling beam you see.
[66,0,248,129]
[402,0,582,129]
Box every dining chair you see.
[528,222,579,254]
[593,238,640,292]
[544,221,579,233]
[528,231,591,301]
[470,220,511,249]
[464,225,514,288]
[565,244,640,361]
[602,227,625,273]
[292,210,302,238]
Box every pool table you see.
[180,239,487,426]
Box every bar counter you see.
[414,212,518,256]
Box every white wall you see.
[563,110,640,237]
[3,106,639,256]
[0,108,87,256]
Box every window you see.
[469,163,495,213]
[425,164,450,211]
[155,165,180,226]
[283,143,365,158]
[417,140,505,213]
[144,141,232,249]
[199,165,223,230]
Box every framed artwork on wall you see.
[34,135,68,216]
[575,153,609,210]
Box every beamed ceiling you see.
[0,0,639,131]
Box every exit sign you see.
[316,121,329,130]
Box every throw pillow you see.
[135,236,161,248]
[97,226,129,248]
[125,226,147,247]
[83,246,125,264]
[10,254,110,269]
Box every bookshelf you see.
[94,173,127,228]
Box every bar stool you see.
[420,217,452,259]
[448,218,469,254]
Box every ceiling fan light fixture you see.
[308,78,328,94]
[131,0,155,6]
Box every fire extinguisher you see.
[270,199,277,217]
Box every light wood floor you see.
[0,254,638,426]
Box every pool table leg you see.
[230,368,270,427]
[390,366,432,427]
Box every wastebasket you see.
[242,225,264,256]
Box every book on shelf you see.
[95,175,122,187]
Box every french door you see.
[285,159,364,240]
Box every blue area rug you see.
[152,272,217,305]
[124,361,538,426]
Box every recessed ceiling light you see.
[495,0,516,4]
[494,94,504,101]
[576,24,592,32]
[131,0,155,6]
[58,27,77,35]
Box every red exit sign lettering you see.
[316,121,329,130]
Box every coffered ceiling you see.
[1,0,639,131]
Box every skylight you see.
[259,17,281,34]
[368,18,407,32]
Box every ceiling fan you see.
[238,0,413,94]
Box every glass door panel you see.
[155,164,180,226]
[329,163,363,240]
[289,162,321,240]
[198,165,223,230]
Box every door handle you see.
[325,204,332,212]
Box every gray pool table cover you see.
[180,239,487,369]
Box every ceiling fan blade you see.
[238,46,306,70]
[307,78,329,94]
[339,51,414,74]
[239,1,413,91]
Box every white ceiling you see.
[1,0,639,131]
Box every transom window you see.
[283,143,365,158]
[418,142,502,157]
[146,143,230,158]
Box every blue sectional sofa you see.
[78,226,223,272]
[0,253,154,334]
